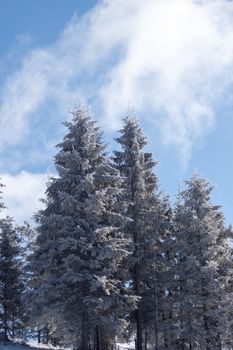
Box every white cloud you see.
[1,0,233,164]
[0,171,48,224]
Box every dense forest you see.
[0,107,232,350]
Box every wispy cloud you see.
[0,171,48,224]
[1,0,233,166]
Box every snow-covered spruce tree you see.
[173,175,232,350]
[21,223,41,343]
[139,195,174,350]
[223,226,233,349]
[0,216,23,341]
[113,116,172,350]
[28,107,135,350]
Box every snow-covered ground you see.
[0,341,135,350]
[0,342,58,350]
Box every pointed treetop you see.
[182,174,215,207]
[116,115,147,151]
[0,181,5,211]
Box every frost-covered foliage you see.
[28,108,135,350]
[140,195,175,350]
[0,217,24,341]
[13,110,233,350]
[173,175,232,350]
[113,117,173,350]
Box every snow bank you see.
[0,342,59,350]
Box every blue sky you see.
[1,0,233,224]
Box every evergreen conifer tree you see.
[0,217,23,341]
[113,116,172,350]
[28,107,134,349]
[173,175,232,350]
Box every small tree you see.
[0,217,23,341]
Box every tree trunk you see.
[217,332,222,350]
[3,304,8,341]
[43,324,49,344]
[12,314,15,339]
[162,311,170,350]
[134,217,143,350]
[94,333,96,350]
[168,310,173,349]
[136,307,143,350]
[38,330,41,344]
[144,327,148,350]
[203,313,211,350]
[102,335,115,350]
[154,272,159,350]
[96,325,101,350]
[80,312,89,350]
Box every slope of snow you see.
[0,342,58,350]
[0,341,135,350]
